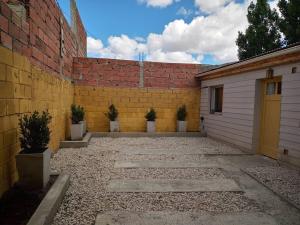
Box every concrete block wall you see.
[0,0,85,197]
[75,86,200,132]
[73,58,206,132]
[0,45,74,196]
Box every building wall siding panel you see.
[200,62,300,165]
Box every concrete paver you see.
[107,179,242,192]
[96,211,278,225]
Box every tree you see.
[236,0,282,60]
[278,0,300,45]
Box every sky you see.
[57,0,279,65]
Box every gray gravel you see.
[90,137,244,154]
[50,137,259,225]
[245,166,300,209]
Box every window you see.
[210,86,223,113]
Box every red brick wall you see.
[0,0,87,77]
[71,0,86,57]
[73,57,141,87]
[73,57,208,88]
[144,62,203,88]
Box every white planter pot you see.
[177,120,187,132]
[16,149,51,189]
[80,120,87,134]
[110,121,120,132]
[71,123,84,140]
[147,121,155,133]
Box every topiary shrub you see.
[19,111,52,154]
[177,105,187,121]
[105,104,118,121]
[71,104,84,124]
[145,108,157,121]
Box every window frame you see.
[210,85,224,114]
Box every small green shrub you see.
[71,104,84,124]
[105,104,118,121]
[177,105,187,121]
[19,111,52,154]
[145,108,156,121]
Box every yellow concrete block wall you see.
[0,46,74,196]
[75,86,200,132]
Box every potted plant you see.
[177,105,187,132]
[145,108,156,132]
[105,104,119,132]
[16,111,52,189]
[79,106,86,134]
[71,104,84,140]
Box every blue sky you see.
[57,0,278,65]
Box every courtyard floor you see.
[50,137,300,225]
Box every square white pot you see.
[177,120,187,132]
[80,120,87,134]
[110,121,120,132]
[147,121,155,132]
[16,149,51,189]
[71,123,84,140]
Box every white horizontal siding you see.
[279,69,300,158]
[201,73,257,151]
[200,61,300,158]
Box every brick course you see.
[73,58,208,88]
[0,0,87,77]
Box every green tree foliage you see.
[19,111,52,153]
[278,0,300,45]
[177,105,187,121]
[71,104,85,124]
[236,0,282,60]
[145,108,157,121]
[105,104,118,121]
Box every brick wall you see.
[0,0,85,196]
[73,58,207,88]
[73,58,140,87]
[75,86,200,132]
[0,0,87,77]
[0,46,74,196]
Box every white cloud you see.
[146,1,249,62]
[86,37,103,56]
[87,0,252,63]
[269,0,279,13]
[177,6,193,17]
[194,0,233,13]
[138,0,174,8]
[134,36,146,42]
[146,50,200,63]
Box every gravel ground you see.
[51,137,259,225]
[90,137,244,154]
[245,166,300,209]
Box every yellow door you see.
[259,77,282,159]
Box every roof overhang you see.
[196,44,300,81]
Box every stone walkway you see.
[51,137,300,225]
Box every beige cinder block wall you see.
[0,46,74,196]
[74,86,201,132]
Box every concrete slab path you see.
[114,159,224,168]
[119,148,247,155]
[96,211,278,225]
[107,179,242,192]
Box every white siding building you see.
[197,44,300,166]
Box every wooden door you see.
[260,77,282,159]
